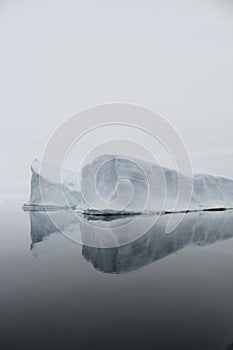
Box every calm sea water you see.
[1,201,233,350]
[1,0,233,348]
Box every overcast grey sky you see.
[0,0,233,201]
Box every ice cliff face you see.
[27,155,233,212]
[29,160,81,208]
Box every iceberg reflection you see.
[27,209,233,273]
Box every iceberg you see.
[27,160,82,209]
[25,155,233,213]
[23,154,233,270]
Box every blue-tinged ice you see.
[26,155,233,212]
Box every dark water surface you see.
[1,204,233,350]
